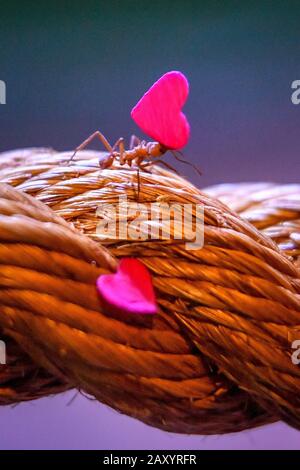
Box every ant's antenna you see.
[171,150,202,176]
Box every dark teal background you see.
[0,0,300,449]
[1,0,300,186]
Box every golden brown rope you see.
[0,148,299,434]
[204,182,300,264]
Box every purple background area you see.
[0,1,300,449]
[0,392,299,450]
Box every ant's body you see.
[70,130,171,170]
[69,131,194,195]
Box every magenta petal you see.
[96,258,157,315]
[131,70,190,149]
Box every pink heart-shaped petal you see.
[96,258,157,316]
[131,71,190,150]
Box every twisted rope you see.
[0,148,299,434]
[204,182,300,264]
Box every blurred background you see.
[0,0,300,450]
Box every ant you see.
[68,130,197,197]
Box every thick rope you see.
[0,149,299,434]
[204,182,300,264]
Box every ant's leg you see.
[138,159,178,176]
[111,137,124,153]
[133,158,158,198]
[128,167,140,201]
[135,161,152,175]
[100,137,127,170]
[128,156,143,201]
[135,167,141,202]
[68,131,113,165]
[133,160,154,200]
[114,138,126,165]
[130,135,141,150]
[139,161,153,171]
[99,137,125,169]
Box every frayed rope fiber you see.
[0,148,300,434]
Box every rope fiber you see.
[0,148,299,434]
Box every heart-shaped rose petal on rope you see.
[96,258,157,316]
